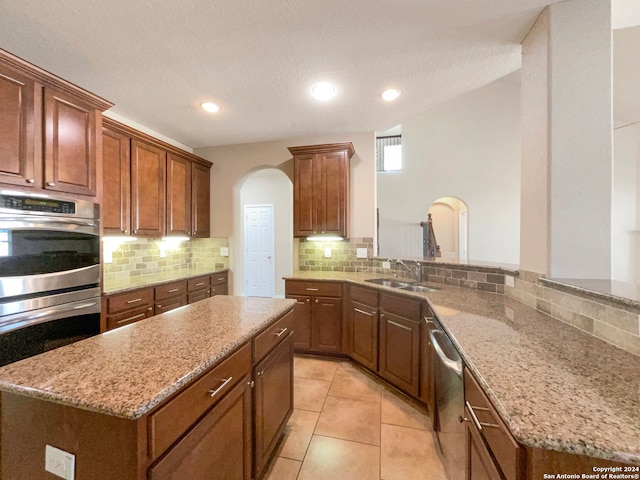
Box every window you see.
[376,135,402,171]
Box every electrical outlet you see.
[220,247,229,257]
[324,247,331,258]
[356,248,367,259]
[505,275,515,288]
[45,445,75,480]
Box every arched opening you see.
[233,167,293,297]
[428,197,469,261]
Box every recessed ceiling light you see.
[311,82,337,101]
[201,101,220,113]
[381,88,401,102]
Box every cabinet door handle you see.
[26,178,35,184]
[388,319,411,331]
[273,327,288,337]
[248,380,255,388]
[305,288,319,291]
[257,370,265,377]
[354,308,374,317]
[315,299,319,303]
[306,299,310,303]
[47,182,55,187]
[126,298,143,304]
[168,288,180,293]
[208,377,233,398]
[117,312,146,325]
[465,402,501,431]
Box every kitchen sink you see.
[364,278,410,288]
[364,278,440,293]
[399,284,440,293]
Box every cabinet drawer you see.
[155,280,187,301]
[464,368,523,480]
[253,309,295,362]
[188,290,210,304]
[210,284,228,296]
[380,292,421,320]
[350,285,379,306]
[187,275,210,292]
[285,280,341,297]
[148,342,252,461]
[106,288,153,314]
[106,306,151,330]
[210,271,228,286]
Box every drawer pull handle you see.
[208,377,233,398]
[117,313,146,324]
[354,308,374,317]
[273,327,288,337]
[195,282,205,287]
[305,288,319,291]
[466,402,501,431]
[217,277,225,281]
[126,298,143,304]
[168,288,180,293]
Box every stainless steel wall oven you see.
[0,191,100,366]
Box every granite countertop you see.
[0,296,295,419]
[285,271,640,465]
[102,267,228,295]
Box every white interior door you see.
[244,205,274,297]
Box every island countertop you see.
[0,296,295,419]
[285,271,640,465]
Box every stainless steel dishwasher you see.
[430,324,465,480]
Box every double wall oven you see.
[0,191,101,366]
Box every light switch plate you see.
[356,248,367,258]
[45,445,75,480]
[220,247,229,257]
[382,261,391,269]
[505,275,515,288]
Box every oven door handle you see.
[0,300,100,335]
[0,216,98,229]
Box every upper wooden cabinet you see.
[288,142,354,238]
[131,139,166,237]
[191,162,211,238]
[166,152,191,237]
[0,49,112,197]
[102,126,131,235]
[102,118,212,238]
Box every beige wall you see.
[378,79,521,264]
[195,133,376,240]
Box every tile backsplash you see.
[297,237,375,272]
[103,237,229,283]
[506,270,640,357]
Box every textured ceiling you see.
[0,0,629,148]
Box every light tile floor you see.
[263,355,448,480]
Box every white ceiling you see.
[0,1,634,148]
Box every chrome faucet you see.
[396,259,422,283]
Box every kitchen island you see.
[285,271,640,475]
[0,295,295,479]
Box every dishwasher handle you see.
[429,329,463,378]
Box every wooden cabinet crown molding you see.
[287,142,355,159]
[102,117,212,168]
[0,48,112,112]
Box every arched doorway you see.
[233,167,293,297]
[428,197,468,261]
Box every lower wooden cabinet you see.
[154,280,187,315]
[466,407,504,480]
[285,280,342,353]
[210,271,229,296]
[378,293,421,397]
[102,287,154,331]
[253,333,294,479]
[348,285,380,371]
[149,375,253,480]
